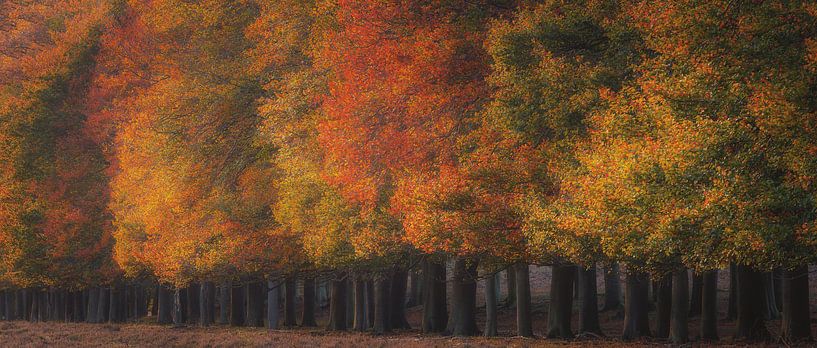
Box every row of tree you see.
[1,0,816,343]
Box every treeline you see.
[0,0,816,344]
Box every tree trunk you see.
[505,266,517,308]
[781,265,811,342]
[86,288,99,323]
[0,290,5,320]
[734,265,769,341]
[390,268,410,329]
[72,291,83,322]
[282,276,297,326]
[670,268,689,344]
[230,283,245,326]
[199,282,213,326]
[450,257,479,337]
[151,285,158,317]
[762,272,779,320]
[179,287,188,323]
[603,263,622,312]
[773,268,783,312]
[186,283,200,324]
[655,273,672,339]
[173,288,184,327]
[407,269,422,307]
[267,278,280,330]
[157,286,172,324]
[700,270,718,341]
[40,290,49,322]
[373,273,392,334]
[301,277,317,327]
[622,270,651,340]
[578,264,602,336]
[421,259,448,333]
[515,263,534,337]
[353,276,367,331]
[689,272,702,318]
[346,278,354,326]
[484,273,498,337]
[218,283,229,325]
[29,290,38,322]
[727,263,737,320]
[547,264,575,339]
[199,282,216,326]
[366,280,375,329]
[96,288,109,323]
[5,289,16,320]
[246,281,264,327]
[327,272,347,331]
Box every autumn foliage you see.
[1,0,817,343]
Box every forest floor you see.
[1,265,814,347]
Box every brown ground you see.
[0,265,813,347]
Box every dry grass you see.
[0,321,666,348]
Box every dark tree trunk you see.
[603,263,622,312]
[421,259,447,333]
[87,288,99,323]
[151,285,159,317]
[450,258,479,337]
[230,283,245,326]
[374,273,392,334]
[547,264,575,339]
[301,277,317,327]
[17,289,27,321]
[727,263,737,320]
[700,270,718,341]
[366,280,375,329]
[199,282,212,326]
[762,272,779,320]
[245,281,264,327]
[29,290,38,322]
[734,265,769,341]
[390,268,410,329]
[622,270,651,340]
[353,276,367,331]
[97,288,109,323]
[670,268,689,344]
[689,272,702,318]
[157,286,173,324]
[283,276,297,326]
[72,291,83,322]
[218,283,229,325]
[327,273,347,331]
[173,288,184,327]
[199,282,214,326]
[39,291,48,322]
[346,278,354,326]
[136,285,148,319]
[578,264,602,336]
[505,266,517,308]
[773,268,783,312]
[407,269,422,307]
[0,290,5,320]
[781,265,811,342]
[186,283,200,324]
[655,273,672,340]
[37,291,48,322]
[179,287,188,323]
[515,263,534,337]
[267,278,280,330]
[484,273,498,337]
[6,289,16,320]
